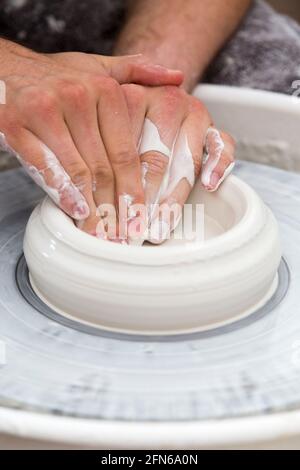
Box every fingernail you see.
[127,53,143,58]
[72,200,90,220]
[207,162,235,192]
[141,64,181,74]
[209,171,220,191]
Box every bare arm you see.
[115,0,252,91]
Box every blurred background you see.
[269,0,300,22]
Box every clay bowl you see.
[24,175,281,335]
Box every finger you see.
[1,127,89,220]
[140,87,188,216]
[20,89,97,210]
[148,98,209,244]
[201,128,235,192]
[62,101,115,239]
[122,84,147,146]
[139,118,171,212]
[97,78,145,239]
[148,179,190,244]
[122,84,158,207]
[99,54,184,86]
[21,99,103,234]
[59,81,115,208]
[50,53,184,86]
[80,83,147,243]
[122,85,179,245]
[120,84,151,244]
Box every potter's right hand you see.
[122,84,235,244]
[0,40,183,234]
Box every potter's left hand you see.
[122,84,235,243]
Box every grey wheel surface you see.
[0,163,299,422]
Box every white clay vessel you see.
[24,175,281,335]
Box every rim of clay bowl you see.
[34,175,267,266]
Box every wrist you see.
[114,19,207,92]
[0,38,48,76]
[114,37,204,92]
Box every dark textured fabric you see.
[206,0,300,95]
[0,0,300,95]
[0,0,125,55]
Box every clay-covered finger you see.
[124,87,197,244]
[148,178,190,244]
[139,118,171,210]
[201,128,235,192]
[18,91,100,218]
[121,84,179,243]
[140,87,188,212]
[147,135,200,244]
[0,128,90,220]
[147,99,208,244]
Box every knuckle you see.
[60,82,88,104]
[122,83,145,103]
[88,74,104,88]
[90,162,114,185]
[106,77,119,92]
[161,85,186,104]
[112,149,137,168]
[95,76,119,93]
[142,152,168,178]
[154,86,187,119]
[67,161,90,184]
[26,88,57,115]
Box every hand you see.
[0,42,183,237]
[121,84,235,243]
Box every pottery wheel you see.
[0,161,299,422]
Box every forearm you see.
[115,0,252,91]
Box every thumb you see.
[100,54,184,86]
